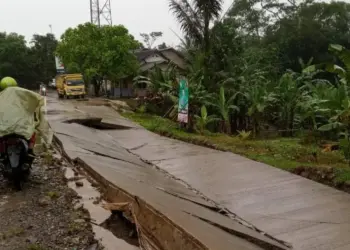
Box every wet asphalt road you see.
[45,92,350,250]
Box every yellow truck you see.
[56,74,86,99]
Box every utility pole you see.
[90,0,112,27]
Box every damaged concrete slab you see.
[101,128,350,249]
[46,96,290,250]
[63,98,350,250]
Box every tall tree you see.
[169,0,224,86]
[140,32,163,48]
[225,0,350,74]
[0,32,37,88]
[57,23,140,95]
[30,33,58,84]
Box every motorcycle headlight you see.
[42,88,46,91]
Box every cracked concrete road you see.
[88,107,350,249]
[46,93,350,249]
[101,119,350,250]
[104,129,350,250]
[45,94,290,250]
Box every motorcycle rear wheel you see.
[12,166,30,191]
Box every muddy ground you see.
[0,151,100,250]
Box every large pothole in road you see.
[64,118,132,130]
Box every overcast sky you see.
[0,0,233,47]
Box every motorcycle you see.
[0,133,36,190]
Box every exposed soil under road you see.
[0,152,99,250]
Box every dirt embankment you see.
[0,151,99,250]
[292,166,350,192]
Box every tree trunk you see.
[252,115,260,138]
[231,113,237,134]
[93,78,101,96]
[225,120,231,135]
[118,80,123,98]
[289,109,295,136]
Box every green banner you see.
[178,79,189,123]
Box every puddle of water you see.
[64,167,140,250]
[93,225,139,250]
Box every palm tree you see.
[169,0,224,85]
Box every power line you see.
[90,0,112,27]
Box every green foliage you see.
[339,132,350,161]
[237,130,252,141]
[194,105,219,134]
[30,34,58,84]
[137,105,147,114]
[136,64,176,95]
[328,44,350,84]
[168,0,223,48]
[211,86,239,134]
[243,83,276,136]
[169,0,224,86]
[216,86,239,121]
[0,32,57,89]
[56,23,140,95]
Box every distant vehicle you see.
[40,84,47,96]
[56,74,86,99]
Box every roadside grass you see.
[122,112,350,185]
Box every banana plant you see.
[133,64,176,96]
[194,105,219,134]
[319,98,350,132]
[327,44,350,84]
[304,44,350,85]
[340,131,350,165]
[212,86,239,134]
[319,98,350,164]
[275,72,305,134]
[299,96,329,131]
[244,83,276,137]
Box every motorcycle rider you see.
[40,83,47,96]
[0,76,36,167]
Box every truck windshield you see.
[66,80,84,86]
